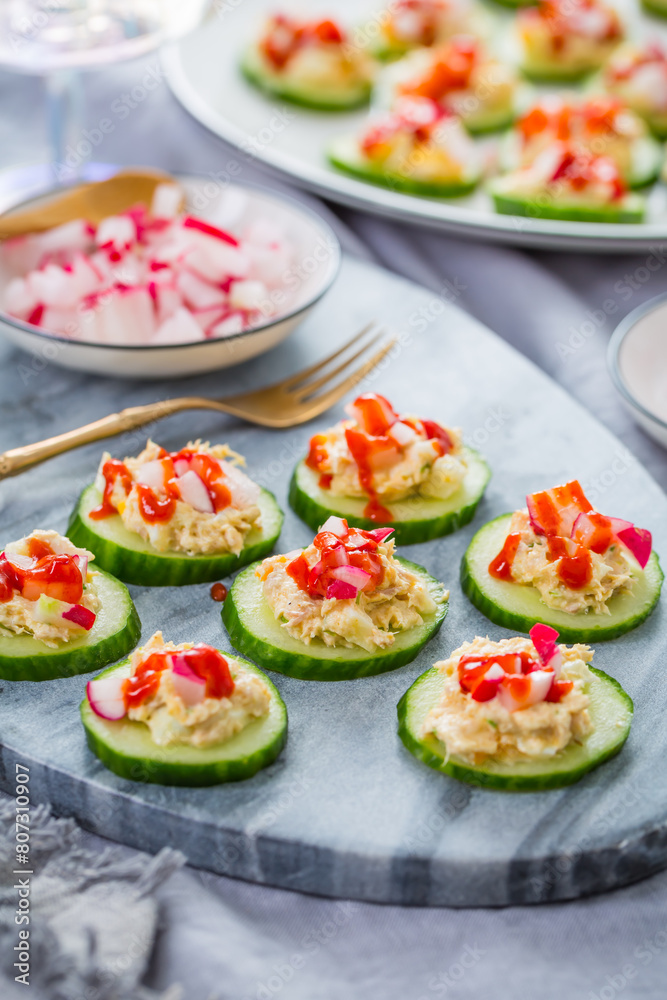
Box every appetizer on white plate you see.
[328,95,483,197]
[517,0,624,83]
[604,43,667,139]
[503,95,662,189]
[490,144,646,222]
[380,35,518,134]
[370,0,480,61]
[398,624,633,789]
[241,13,375,110]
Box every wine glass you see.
[0,1,211,182]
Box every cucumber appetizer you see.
[398,624,633,790]
[82,632,287,786]
[604,44,667,140]
[491,146,645,224]
[222,518,448,680]
[241,14,374,111]
[377,37,518,136]
[461,479,663,641]
[642,0,667,18]
[517,0,624,83]
[67,439,283,586]
[328,96,482,197]
[290,391,490,544]
[0,529,139,681]
[369,0,480,61]
[502,97,662,191]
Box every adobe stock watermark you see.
[588,926,667,1000]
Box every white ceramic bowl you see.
[608,293,667,449]
[0,175,341,379]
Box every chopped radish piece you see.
[136,459,171,493]
[96,214,135,251]
[222,462,261,507]
[529,623,559,663]
[38,219,95,258]
[365,527,395,543]
[176,470,214,513]
[320,515,348,538]
[170,653,207,706]
[617,525,652,568]
[209,313,244,338]
[62,603,96,630]
[497,669,554,712]
[330,564,373,591]
[229,279,267,312]
[388,421,418,447]
[101,286,155,345]
[87,674,127,720]
[183,215,238,246]
[153,307,204,345]
[3,276,37,317]
[326,579,358,600]
[177,269,228,310]
[151,183,183,219]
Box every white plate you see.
[164,0,667,251]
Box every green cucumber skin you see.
[0,570,140,682]
[67,484,284,587]
[642,0,667,17]
[397,666,633,791]
[222,557,448,681]
[465,109,516,136]
[240,54,371,111]
[520,65,598,84]
[288,450,491,544]
[81,656,287,786]
[461,513,664,642]
[328,145,480,198]
[491,191,645,224]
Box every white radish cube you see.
[229,279,267,312]
[192,305,226,332]
[153,307,204,345]
[151,183,184,219]
[41,306,78,336]
[185,238,251,282]
[100,286,155,345]
[153,282,183,324]
[209,313,245,338]
[3,276,37,318]
[136,459,168,493]
[37,219,94,258]
[176,470,214,513]
[388,421,418,447]
[222,461,261,507]
[176,269,228,310]
[96,214,135,250]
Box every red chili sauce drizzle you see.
[305,393,454,523]
[0,538,83,604]
[90,449,232,525]
[122,644,234,709]
[285,522,385,600]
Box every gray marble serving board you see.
[0,255,666,907]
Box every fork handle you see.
[0,399,195,479]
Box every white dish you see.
[608,293,667,448]
[0,173,341,379]
[164,0,667,252]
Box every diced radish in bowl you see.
[101,286,155,345]
[96,214,135,252]
[209,312,244,338]
[176,470,214,513]
[153,307,204,345]
[38,219,95,259]
[229,279,267,312]
[177,269,228,310]
[87,674,127,720]
[3,277,37,318]
[151,183,184,220]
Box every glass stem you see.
[46,67,84,184]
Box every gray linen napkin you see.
[0,799,184,1000]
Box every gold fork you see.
[0,323,395,479]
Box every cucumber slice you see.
[240,48,372,110]
[642,0,667,17]
[499,132,662,190]
[490,183,645,223]
[222,557,448,680]
[67,484,284,587]
[0,570,140,682]
[520,62,602,84]
[328,135,481,197]
[397,664,633,790]
[288,447,491,544]
[464,106,516,136]
[461,513,663,642]
[81,655,287,786]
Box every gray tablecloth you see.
[2,51,667,1000]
